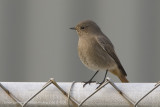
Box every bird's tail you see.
[118,75,129,83]
[110,67,129,83]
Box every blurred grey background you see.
[0,0,160,82]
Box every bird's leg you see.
[96,70,108,89]
[83,70,99,87]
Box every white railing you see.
[0,78,160,107]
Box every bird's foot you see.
[82,80,96,87]
[96,80,105,89]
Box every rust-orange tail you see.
[110,68,129,83]
[118,75,129,83]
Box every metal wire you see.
[0,83,23,106]
[79,79,110,107]
[79,77,135,107]
[22,80,52,107]
[68,81,76,107]
[134,82,160,107]
[49,78,79,106]
[0,78,160,107]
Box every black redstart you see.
[70,20,129,88]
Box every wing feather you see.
[96,35,127,76]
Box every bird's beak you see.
[70,27,76,30]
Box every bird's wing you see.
[96,35,127,76]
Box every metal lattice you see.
[0,78,160,107]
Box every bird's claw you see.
[96,81,105,89]
[82,80,96,87]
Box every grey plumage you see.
[70,20,128,87]
[96,35,127,76]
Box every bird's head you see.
[70,20,102,37]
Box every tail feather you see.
[119,75,129,83]
[110,67,129,83]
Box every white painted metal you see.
[0,82,160,107]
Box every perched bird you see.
[70,20,129,88]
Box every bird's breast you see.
[78,37,115,70]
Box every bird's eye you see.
[80,26,85,30]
